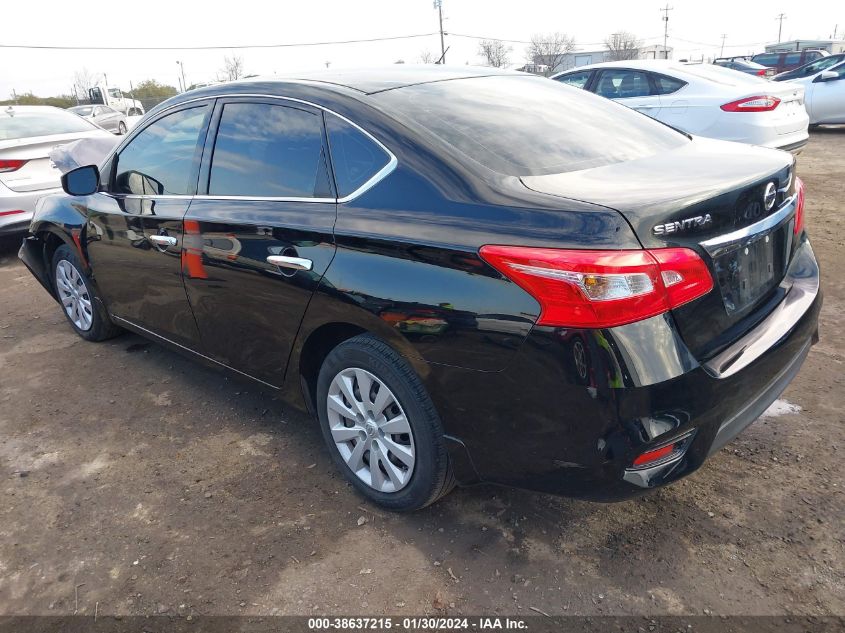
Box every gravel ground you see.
[0,129,842,618]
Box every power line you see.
[0,33,439,51]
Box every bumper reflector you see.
[0,209,27,217]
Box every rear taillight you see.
[794,176,805,235]
[720,95,781,112]
[0,159,28,173]
[756,69,767,76]
[479,246,714,328]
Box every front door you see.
[183,98,338,386]
[808,65,845,123]
[85,102,212,349]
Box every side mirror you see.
[61,165,100,196]
[815,70,840,82]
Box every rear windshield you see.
[70,106,94,116]
[374,75,687,176]
[0,108,97,140]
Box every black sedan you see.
[19,68,820,511]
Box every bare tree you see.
[221,55,244,82]
[604,31,642,61]
[419,50,435,64]
[478,39,512,68]
[526,32,576,75]
[73,68,99,100]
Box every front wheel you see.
[316,334,455,511]
[117,121,127,135]
[52,244,122,342]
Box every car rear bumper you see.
[0,186,61,235]
[428,239,821,500]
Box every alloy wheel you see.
[55,260,93,331]
[326,367,415,493]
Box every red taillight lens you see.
[632,444,675,467]
[794,176,805,235]
[0,159,28,173]
[0,209,27,217]
[479,246,714,328]
[720,95,781,112]
[757,69,767,76]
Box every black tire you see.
[51,244,122,342]
[316,334,455,511]
[118,121,127,135]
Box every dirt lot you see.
[0,129,843,619]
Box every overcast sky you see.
[2,0,841,98]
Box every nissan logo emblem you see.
[763,182,777,212]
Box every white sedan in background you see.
[551,60,809,153]
[1,106,113,236]
[773,60,845,127]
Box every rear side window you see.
[208,102,326,198]
[594,70,653,98]
[326,114,391,198]
[555,70,592,89]
[113,106,207,195]
[653,75,687,95]
[376,75,687,177]
[785,52,803,66]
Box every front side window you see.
[208,102,325,198]
[555,70,592,89]
[785,52,802,66]
[113,106,207,195]
[594,70,653,98]
[326,114,391,198]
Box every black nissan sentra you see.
[20,67,821,511]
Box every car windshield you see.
[70,106,94,116]
[0,108,98,140]
[776,55,845,79]
[375,75,688,177]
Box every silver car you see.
[69,104,128,135]
[1,105,114,236]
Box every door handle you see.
[266,255,313,271]
[149,234,177,247]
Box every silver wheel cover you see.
[326,367,415,493]
[55,259,93,331]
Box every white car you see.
[773,60,845,127]
[1,106,113,236]
[551,60,809,153]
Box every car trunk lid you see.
[0,131,107,192]
[521,137,798,360]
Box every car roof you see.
[230,65,520,95]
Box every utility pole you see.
[660,4,674,60]
[720,34,727,57]
[775,13,787,43]
[176,60,187,92]
[12,89,18,105]
[434,0,446,64]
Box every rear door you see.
[85,101,212,348]
[182,98,337,386]
[592,68,662,117]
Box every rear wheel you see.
[316,334,455,511]
[52,245,122,342]
[118,121,127,135]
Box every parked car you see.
[775,60,845,127]
[713,58,775,77]
[69,104,128,135]
[773,53,845,81]
[751,49,828,74]
[551,61,809,153]
[1,105,113,236]
[20,68,820,510]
